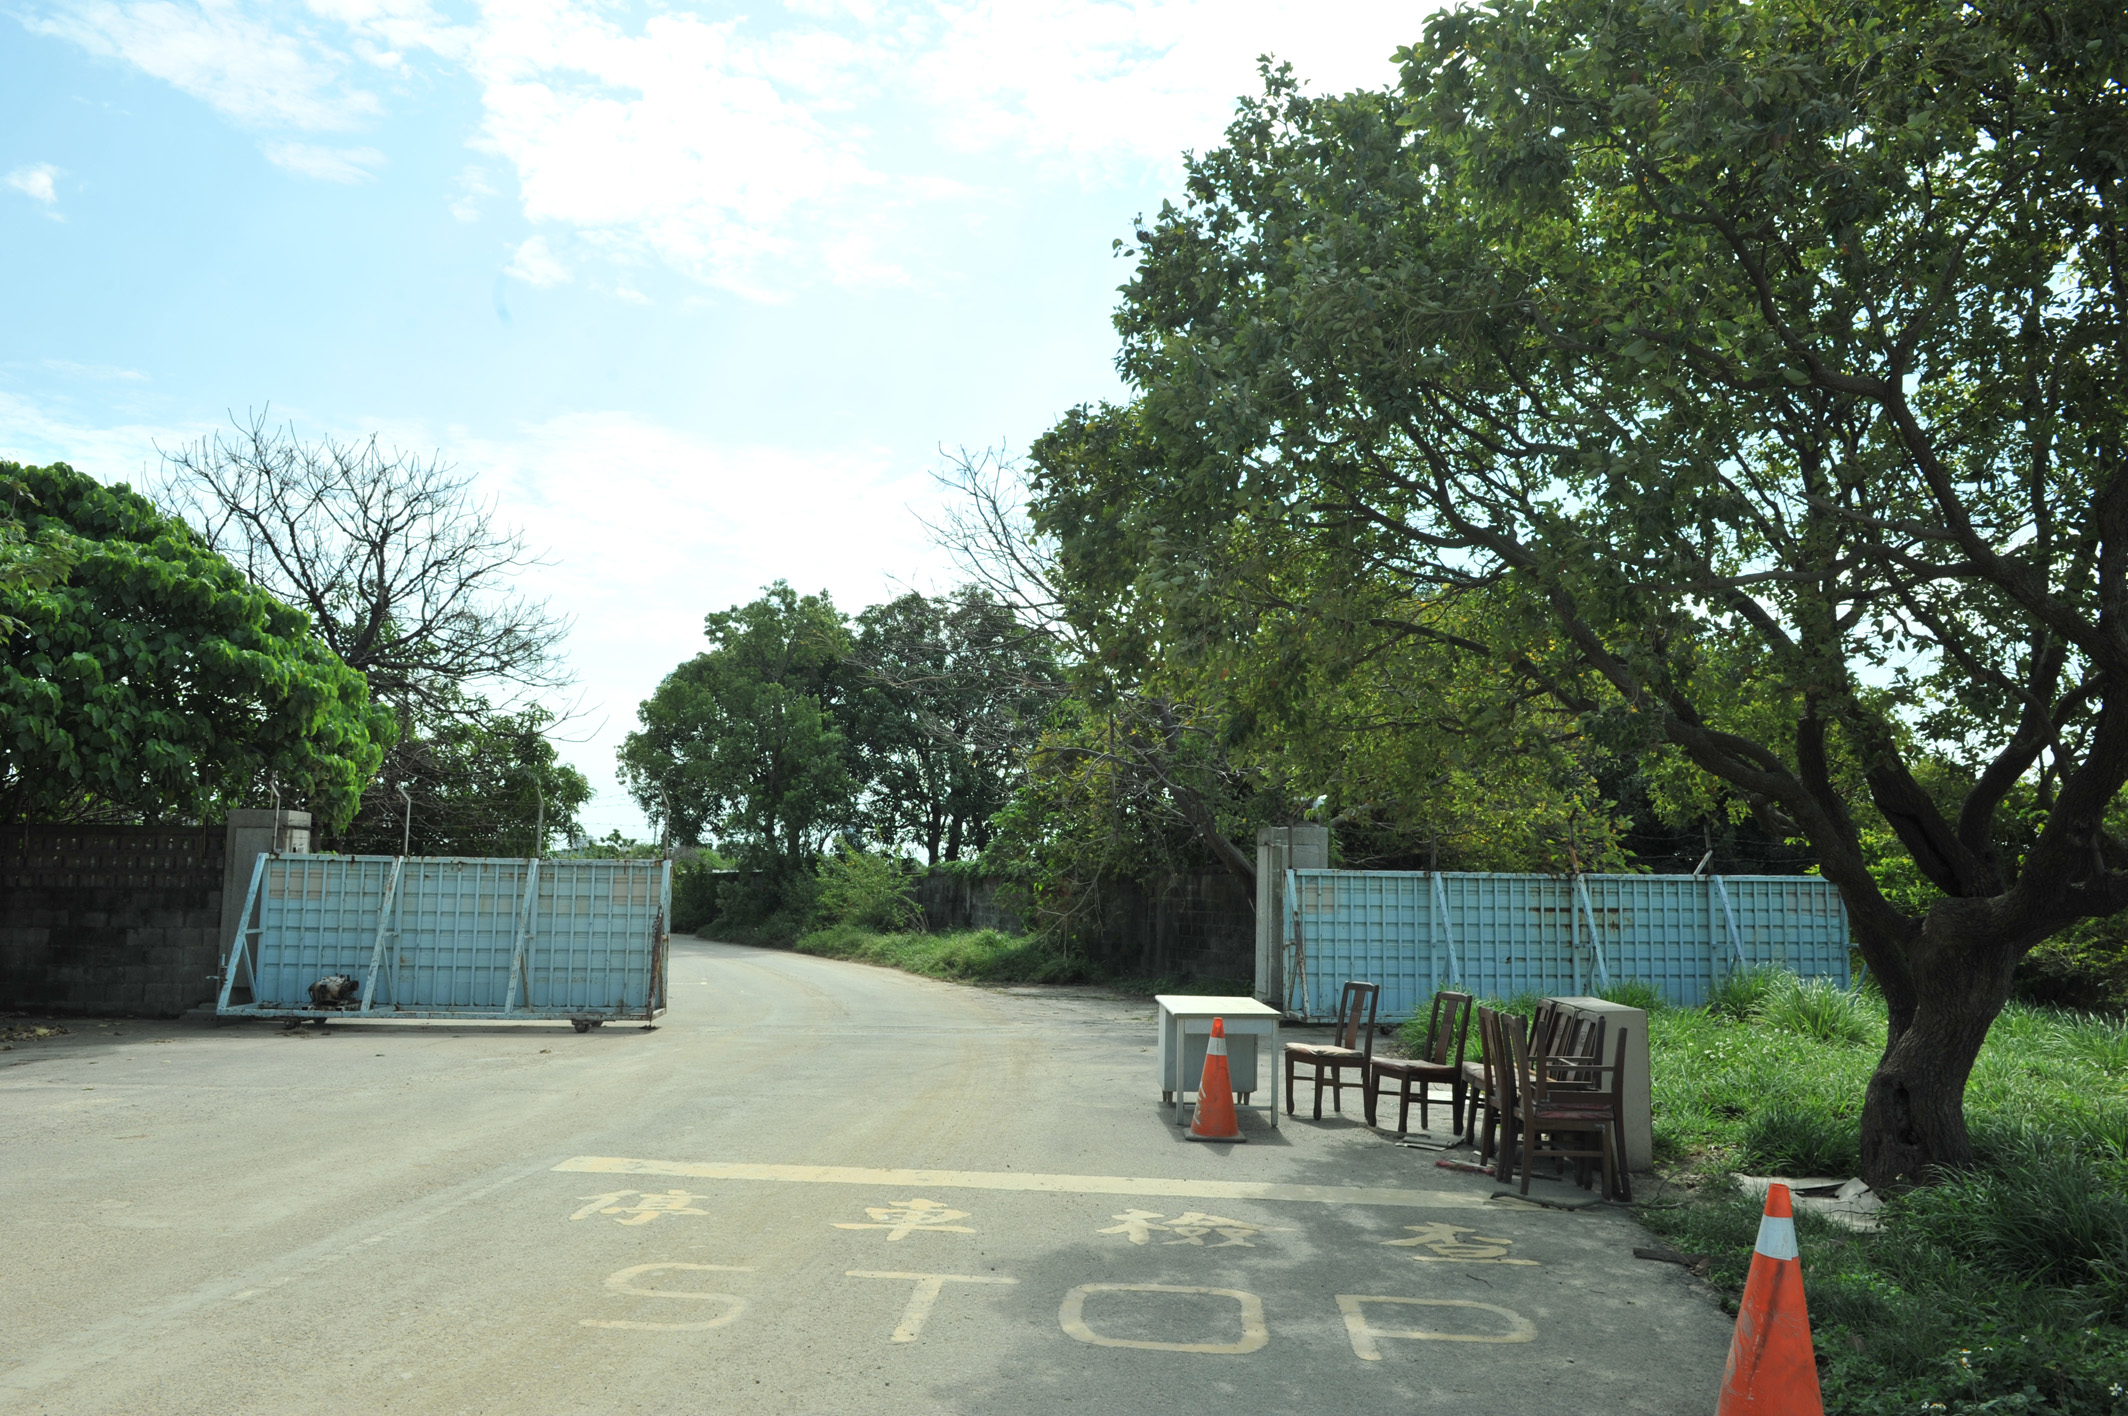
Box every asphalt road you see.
[1,940,1734,1414]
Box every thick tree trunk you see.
[1858,897,2021,1189]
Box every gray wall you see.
[1,811,311,1018]
[2,824,226,1016]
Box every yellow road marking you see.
[1336,1295,1536,1355]
[845,1271,1018,1342]
[553,1157,1500,1210]
[1060,1284,1269,1354]
[581,1263,752,1332]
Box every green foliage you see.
[1707,967,1783,1023]
[670,857,723,934]
[1638,989,2126,1412]
[1740,1101,1863,1177]
[0,461,390,827]
[1597,979,1665,1013]
[791,925,1093,985]
[1761,976,1880,1047]
[327,698,587,856]
[1069,0,2128,1180]
[848,588,1057,865]
[0,470,80,638]
[2016,916,2128,1014]
[813,847,921,932]
[620,581,857,872]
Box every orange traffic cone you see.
[1717,1182,1824,1415]
[1186,1018,1247,1142]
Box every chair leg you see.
[1451,1079,1467,1139]
[1363,1071,1378,1127]
[1397,1079,1413,1136]
[1284,1055,1295,1116]
[1312,1063,1325,1120]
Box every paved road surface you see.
[2,940,1733,1413]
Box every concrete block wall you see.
[0,812,312,1017]
[0,824,226,1016]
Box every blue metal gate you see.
[1276,869,1849,1022]
[215,854,670,1023]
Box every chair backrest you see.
[1333,980,1381,1055]
[1425,990,1474,1067]
[1530,999,1564,1056]
[1490,1010,1525,1110]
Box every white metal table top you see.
[1153,995,1281,1019]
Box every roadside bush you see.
[2015,915,2128,1013]
[671,857,722,934]
[792,925,1094,984]
[813,847,921,932]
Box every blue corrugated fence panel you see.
[1279,870,1849,1021]
[227,855,667,1020]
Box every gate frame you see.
[215,853,671,1026]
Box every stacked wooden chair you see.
[1462,1004,1633,1202]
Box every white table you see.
[1154,995,1281,1129]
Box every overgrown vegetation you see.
[790,925,1092,985]
[1431,977,2128,1414]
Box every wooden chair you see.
[1366,990,1472,1135]
[1285,981,1379,1120]
[1505,1022,1632,1201]
[1472,1007,1525,1178]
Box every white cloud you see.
[43,358,148,381]
[261,140,387,182]
[6,162,62,205]
[445,411,952,835]
[505,233,570,286]
[450,163,497,221]
[23,0,1428,296]
[29,0,383,130]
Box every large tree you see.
[157,415,576,849]
[0,461,389,826]
[619,583,858,872]
[1087,0,2127,1185]
[849,588,1059,864]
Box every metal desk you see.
[1154,995,1281,1129]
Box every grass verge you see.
[787,924,1099,985]
[1402,977,2128,1414]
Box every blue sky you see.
[3,0,1424,838]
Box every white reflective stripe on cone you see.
[1754,1213,1799,1262]
[1208,1037,1227,1055]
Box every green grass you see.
[1402,977,2128,1413]
[788,924,1099,985]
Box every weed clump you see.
[1760,976,1878,1046]
[1739,1100,1862,1177]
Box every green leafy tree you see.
[620,582,858,875]
[331,697,589,856]
[0,461,390,826]
[849,588,1059,864]
[1085,0,2128,1185]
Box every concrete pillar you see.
[217,810,311,961]
[1254,825,1329,1007]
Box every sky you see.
[3,0,1430,840]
